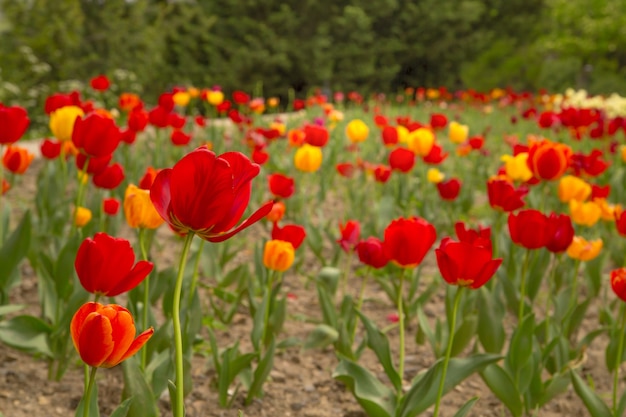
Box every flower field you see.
[1,81,626,417]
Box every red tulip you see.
[90,75,111,92]
[336,162,356,178]
[373,164,391,183]
[170,129,192,146]
[508,209,551,249]
[76,153,112,175]
[157,92,175,112]
[423,142,448,164]
[435,236,502,289]
[3,145,34,174]
[75,232,153,296]
[148,106,171,128]
[40,138,62,159]
[304,124,329,147]
[232,90,250,105]
[436,178,461,201]
[545,213,575,253]
[128,108,149,132]
[616,209,626,237]
[591,184,610,200]
[610,268,626,302]
[383,217,436,268]
[45,92,78,114]
[93,163,125,189]
[355,237,389,269]
[139,166,159,190]
[71,302,153,368]
[487,177,528,212]
[150,146,273,242]
[381,126,398,147]
[455,222,492,251]
[389,147,415,173]
[430,113,448,129]
[337,220,360,253]
[0,105,29,144]
[103,198,121,216]
[72,113,122,158]
[526,138,572,181]
[272,222,306,249]
[268,173,295,199]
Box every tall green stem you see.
[397,268,407,388]
[613,303,626,416]
[188,239,205,309]
[433,287,464,417]
[351,269,370,345]
[261,269,277,351]
[568,259,582,315]
[518,249,531,323]
[172,233,195,417]
[0,144,4,243]
[70,158,90,238]
[82,366,98,417]
[138,228,150,370]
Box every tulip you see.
[128,108,149,132]
[337,220,360,253]
[569,199,601,227]
[373,164,391,183]
[566,236,602,261]
[304,124,329,147]
[455,222,492,250]
[527,138,572,181]
[49,105,84,142]
[74,206,92,227]
[508,209,551,249]
[118,93,142,112]
[93,163,125,190]
[355,237,389,269]
[487,177,528,212]
[383,217,436,268]
[346,119,369,143]
[389,147,415,173]
[90,75,111,92]
[558,175,592,203]
[436,178,461,201]
[139,166,159,190]
[427,168,445,184]
[294,144,323,173]
[150,146,272,242]
[266,201,286,223]
[336,162,356,178]
[0,105,29,144]
[381,125,398,147]
[124,184,164,229]
[40,139,62,159]
[72,113,122,158]
[103,198,120,216]
[288,129,306,147]
[611,267,626,302]
[173,91,191,107]
[272,222,306,249]
[545,213,575,253]
[430,113,448,129]
[206,90,224,106]
[263,240,295,272]
[407,128,435,156]
[2,145,34,174]
[423,142,449,164]
[71,302,153,368]
[268,173,295,199]
[75,232,153,296]
[501,153,533,182]
[448,121,469,144]
[435,236,502,289]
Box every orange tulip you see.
[2,145,34,174]
[263,239,295,272]
[124,184,165,229]
[527,138,572,181]
[71,302,153,368]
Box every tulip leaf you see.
[122,358,159,417]
[477,287,505,353]
[537,372,571,408]
[480,363,523,417]
[452,396,479,417]
[505,313,535,376]
[356,310,402,392]
[398,353,502,417]
[450,314,478,357]
[0,210,31,290]
[54,233,81,299]
[569,369,612,417]
[304,324,338,350]
[333,359,395,417]
[109,397,133,417]
[316,283,338,328]
[0,315,52,357]
[0,304,24,316]
[604,325,626,371]
[527,249,550,301]
[566,299,590,339]
[417,308,438,357]
[245,336,275,404]
[74,381,99,417]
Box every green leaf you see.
[569,369,612,417]
[74,380,100,417]
[538,372,571,408]
[122,358,159,417]
[245,337,275,404]
[0,304,24,316]
[505,313,535,376]
[317,284,338,328]
[332,359,395,417]
[480,364,523,417]
[0,315,52,357]
[452,396,479,417]
[450,314,478,357]
[398,353,502,417]
[54,234,81,298]
[356,310,401,392]
[0,211,31,290]
[109,397,133,417]
[417,308,439,357]
[477,286,505,353]
[303,324,338,350]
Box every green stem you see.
[82,366,98,417]
[568,259,582,316]
[0,144,4,243]
[70,158,90,238]
[433,287,464,417]
[351,269,370,345]
[188,239,205,309]
[261,269,277,350]
[340,250,352,300]
[544,254,560,344]
[613,304,626,416]
[518,249,531,323]
[172,232,195,417]
[397,268,407,389]
[138,228,150,370]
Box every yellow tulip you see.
[270,121,286,136]
[345,119,369,143]
[569,199,602,227]
[407,128,435,157]
[74,206,92,227]
[567,236,603,261]
[49,106,84,141]
[397,125,409,144]
[294,144,322,173]
[558,175,591,203]
[501,153,533,182]
[206,90,224,106]
[173,91,191,107]
[263,240,295,272]
[427,168,445,184]
[267,97,280,108]
[621,145,626,163]
[124,184,165,229]
[448,121,469,144]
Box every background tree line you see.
[1,0,625,109]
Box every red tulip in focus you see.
[389,147,415,173]
[436,178,461,201]
[75,232,153,296]
[435,235,502,289]
[150,147,273,242]
[545,213,575,253]
[71,302,153,368]
[268,173,295,199]
[508,209,551,249]
[72,113,122,158]
[272,222,306,249]
[3,145,34,174]
[356,237,389,269]
[103,198,121,216]
[487,177,528,212]
[337,220,360,253]
[610,267,626,302]
[0,105,30,144]
[383,217,436,268]
[90,75,111,92]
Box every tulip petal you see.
[150,168,173,223]
[70,302,100,353]
[108,260,154,297]
[78,312,115,367]
[472,258,503,289]
[103,308,136,367]
[115,327,154,365]
[203,200,274,243]
[75,239,105,294]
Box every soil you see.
[0,150,619,417]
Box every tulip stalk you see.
[396,267,408,389]
[70,159,90,238]
[261,269,279,350]
[433,286,464,417]
[518,249,532,323]
[82,366,98,417]
[138,228,150,370]
[0,144,4,243]
[567,259,582,316]
[172,232,195,417]
[613,303,626,416]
